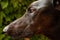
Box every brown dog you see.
[3,0,60,40]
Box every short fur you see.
[3,0,60,40]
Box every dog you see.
[3,0,60,40]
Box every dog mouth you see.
[3,30,34,39]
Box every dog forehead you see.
[29,0,53,10]
[30,0,47,10]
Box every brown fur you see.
[3,0,60,40]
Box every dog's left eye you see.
[28,8,36,13]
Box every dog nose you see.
[3,25,9,33]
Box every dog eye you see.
[28,8,36,13]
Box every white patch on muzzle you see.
[3,25,10,32]
[3,17,23,32]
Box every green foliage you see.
[0,0,48,40]
[1,1,8,9]
[31,34,48,40]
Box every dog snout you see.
[3,25,10,34]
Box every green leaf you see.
[0,12,6,26]
[13,2,18,8]
[0,28,3,34]
[4,8,9,14]
[4,36,11,40]
[0,34,5,40]
[1,1,8,9]
[8,7,13,13]
[15,13,22,18]
[5,17,11,22]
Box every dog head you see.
[3,0,54,39]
